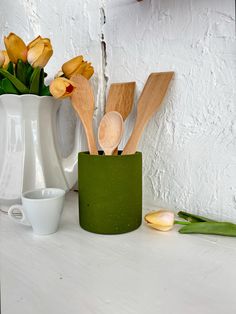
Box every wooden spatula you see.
[70,74,98,155]
[106,82,136,119]
[122,72,174,155]
[105,82,135,154]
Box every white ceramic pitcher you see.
[0,94,80,211]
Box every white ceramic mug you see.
[8,188,65,235]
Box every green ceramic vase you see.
[78,151,142,234]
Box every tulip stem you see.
[174,220,191,226]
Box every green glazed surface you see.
[78,151,142,234]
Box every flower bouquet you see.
[0,32,94,97]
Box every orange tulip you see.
[62,56,83,78]
[62,56,94,79]
[82,63,94,79]
[4,32,27,63]
[0,51,5,67]
[2,51,10,68]
[27,35,42,49]
[27,35,53,68]
[49,77,76,99]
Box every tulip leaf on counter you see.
[179,222,236,237]
[29,67,41,94]
[177,211,216,223]
[0,69,29,94]
[2,78,19,94]
[15,60,28,85]
[6,61,14,75]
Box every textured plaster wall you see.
[0,0,235,221]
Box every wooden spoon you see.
[70,74,98,155]
[98,111,124,155]
[122,72,174,155]
[105,82,135,155]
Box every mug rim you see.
[22,188,65,201]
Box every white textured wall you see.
[1,0,235,221]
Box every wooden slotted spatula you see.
[105,82,135,154]
[122,72,174,155]
[70,74,98,155]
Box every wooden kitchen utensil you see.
[106,82,135,154]
[122,72,174,155]
[106,82,136,119]
[98,111,124,155]
[70,74,98,155]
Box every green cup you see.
[78,151,142,234]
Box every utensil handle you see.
[122,123,145,155]
[113,147,119,155]
[122,136,138,155]
[83,121,98,155]
[8,205,31,226]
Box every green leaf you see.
[39,68,45,91]
[6,62,14,75]
[29,67,41,95]
[177,211,216,223]
[15,60,27,85]
[0,87,4,95]
[40,85,51,96]
[0,69,29,94]
[179,222,236,237]
[26,64,34,86]
[2,78,19,94]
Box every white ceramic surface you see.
[8,188,65,235]
[0,94,80,210]
[2,191,236,314]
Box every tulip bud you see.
[0,51,5,67]
[144,210,175,231]
[27,36,53,68]
[2,51,10,68]
[49,77,76,99]
[4,32,27,63]
[62,56,84,78]
[27,35,41,49]
[82,63,94,80]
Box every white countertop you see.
[1,191,236,314]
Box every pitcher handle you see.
[61,118,81,189]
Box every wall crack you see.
[100,1,108,110]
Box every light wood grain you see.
[106,82,136,120]
[106,82,135,154]
[70,75,98,155]
[122,72,174,155]
[98,111,124,155]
